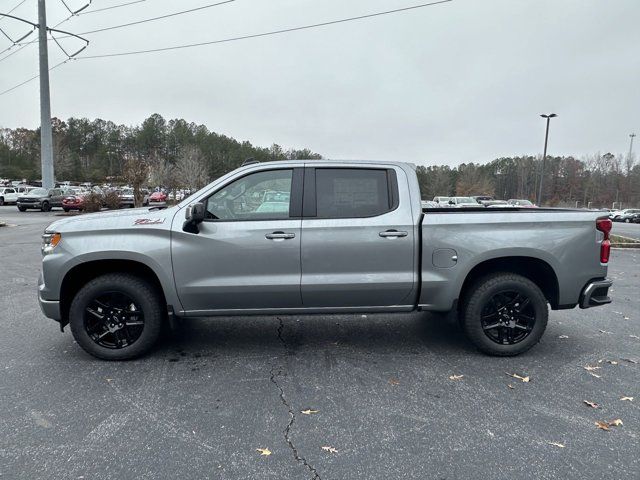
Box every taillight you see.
[596,218,612,263]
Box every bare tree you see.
[176,146,210,190]
[122,156,150,207]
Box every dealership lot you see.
[0,206,638,480]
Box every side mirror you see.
[448,200,455,205]
[183,202,205,234]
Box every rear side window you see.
[314,168,395,218]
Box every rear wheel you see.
[0,197,4,206]
[460,273,548,356]
[41,201,51,212]
[69,273,164,360]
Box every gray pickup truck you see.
[38,160,613,360]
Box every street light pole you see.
[38,0,54,189]
[537,113,557,206]
[630,133,636,162]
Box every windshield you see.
[30,188,48,196]
[517,200,533,205]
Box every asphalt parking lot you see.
[0,206,638,480]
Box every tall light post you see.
[630,133,636,161]
[537,113,557,206]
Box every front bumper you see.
[579,279,613,309]
[38,272,61,320]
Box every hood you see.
[45,205,181,233]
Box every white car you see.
[449,196,484,207]
[0,187,19,205]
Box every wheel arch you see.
[60,259,169,325]
[458,256,560,309]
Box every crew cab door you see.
[171,167,303,313]
[300,166,416,308]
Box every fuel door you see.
[433,248,458,268]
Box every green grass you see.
[610,233,640,248]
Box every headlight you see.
[42,232,61,255]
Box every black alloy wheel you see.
[480,290,536,345]
[84,292,145,349]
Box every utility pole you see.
[38,0,54,189]
[630,133,636,162]
[537,113,557,206]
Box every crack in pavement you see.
[270,317,321,480]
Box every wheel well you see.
[59,260,167,322]
[459,257,559,309]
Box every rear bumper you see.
[579,279,613,309]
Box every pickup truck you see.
[38,160,613,360]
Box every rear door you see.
[172,167,304,313]
[300,165,416,308]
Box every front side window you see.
[315,168,392,218]
[206,169,293,220]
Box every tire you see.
[69,273,165,360]
[0,197,4,206]
[41,201,51,212]
[63,207,70,212]
[460,273,548,356]
[624,218,630,223]
[18,206,26,212]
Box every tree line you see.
[419,153,639,207]
[1,114,638,208]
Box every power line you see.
[77,0,452,59]
[0,59,67,96]
[0,0,452,97]
[81,0,148,15]
[57,0,235,37]
[0,0,28,22]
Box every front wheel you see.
[69,273,165,360]
[624,218,630,223]
[41,201,51,212]
[460,273,548,356]
[18,205,26,212]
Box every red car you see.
[148,191,167,204]
[62,195,85,212]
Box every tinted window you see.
[206,169,293,220]
[315,168,391,218]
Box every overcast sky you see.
[0,0,638,166]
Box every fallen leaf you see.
[321,446,338,454]
[583,365,601,372]
[558,335,569,339]
[388,378,400,386]
[506,373,530,382]
[256,448,271,456]
[301,409,319,415]
[595,421,610,431]
[630,335,639,339]
[599,330,613,334]
[609,419,623,427]
[589,372,602,378]
[106,378,113,382]
[607,360,618,365]
[449,374,464,381]
[622,358,638,364]
[547,441,565,448]
[620,396,634,402]
[623,316,630,320]
[583,400,600,409]
[507,384,515,389]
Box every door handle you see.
[379,230,408,238]
[265,231,296,240]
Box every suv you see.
[17,188,71,212]
[0,187,18,205]
[615,209,640,223]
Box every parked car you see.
[0,187,19,205]
[432,196,451,205]
[15,185,37,196]
[39,160,612,360]
[117,188,135,208]
[614,209,640,222]
[449,196,484,207]
[17,187,72,212]
[148,191,167,205]
[421,200,439,209]
[484,200,511,208]
[507,199,537,208]
[630,213,640,224]
[62,195,85,212]
[473,195,494,204]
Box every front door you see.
[300,166,417,308]
[172,167,303,313]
